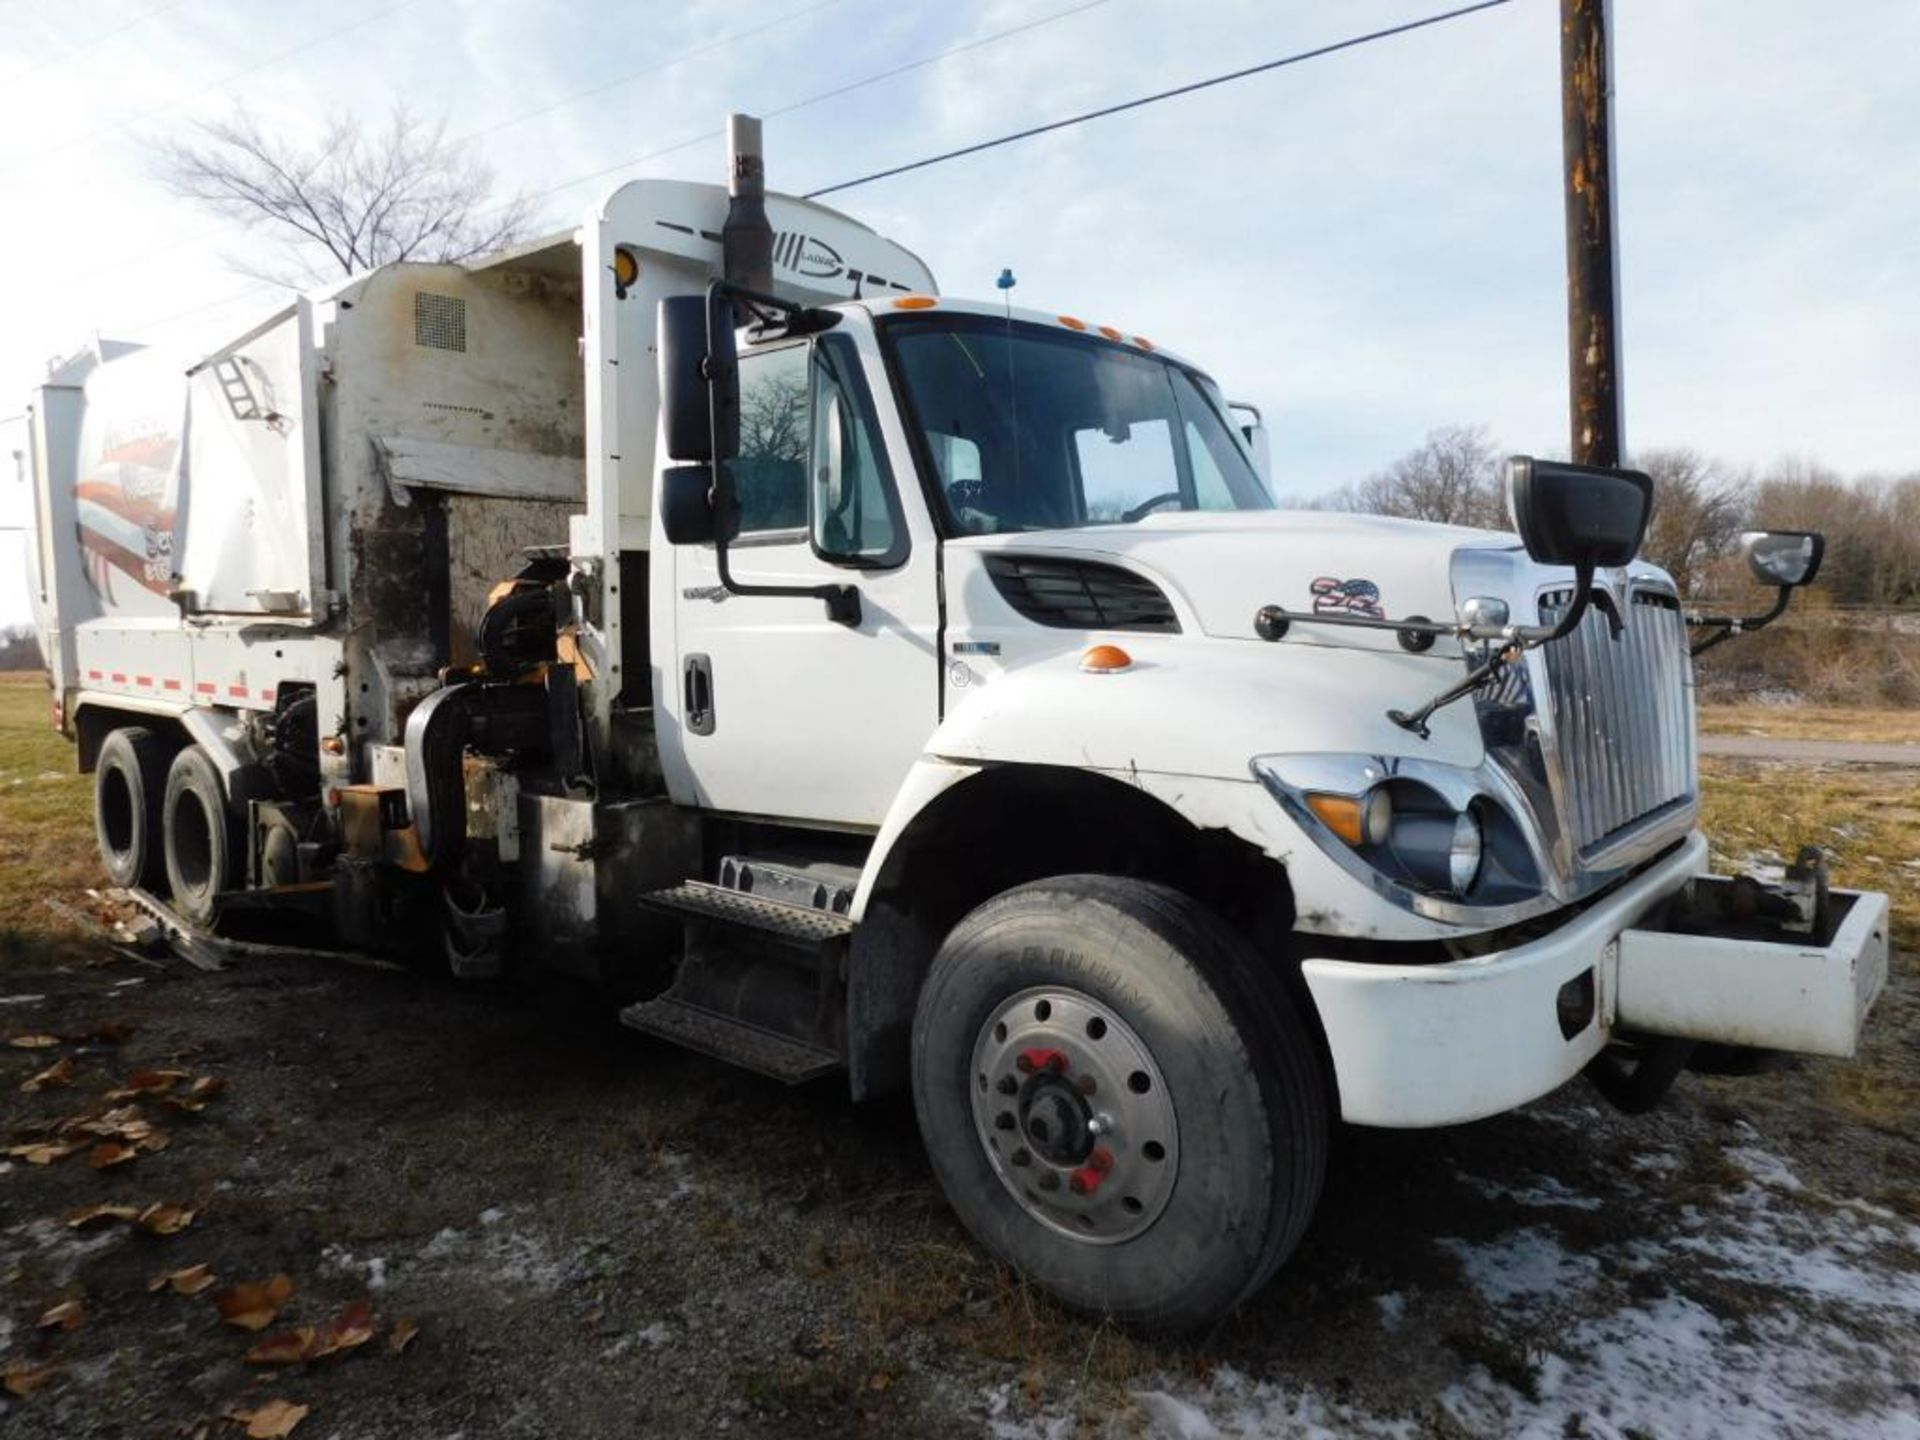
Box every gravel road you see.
[1699,735,1920,765]
[3,919,1916,1439]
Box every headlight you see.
[1378,808,1480,898]
[1448,810,1483,892]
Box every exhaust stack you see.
[723,113,774,296]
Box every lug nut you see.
[1017,1047,1069,1075]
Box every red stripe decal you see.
[195,682,216,695]
[110,672,126,683]
[135,676,152,687]
[163,679,183,692]
[261,688,277,703]
[228,686,248,699]
[87,669,103,680]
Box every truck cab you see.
[23,122,1886,1332]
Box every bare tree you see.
[1329,425,1509,530]
[1632,446,1748,594]
[156,105,538,282]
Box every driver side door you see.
[664,330,940,828]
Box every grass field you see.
[0,672,102,961]
[1698,701,1920,744]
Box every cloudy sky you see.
[2,0,1914,630]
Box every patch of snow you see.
[479,1206,506,1226]
[1440,1226,1600,1305]
[1725,1146,1804,1193]
[421,1226,463,1259]
[1443,1299,1920,1440]
[1460,1171,1605,1211]
[320,1244,389,1290]
[1627,1149,1682,1176]
[1132,1368,1416,1440]
[1373,1292,1405,1331]
[0,993,47,1006]
[635,1321,673,1348]
[1134,1389,1223,1439]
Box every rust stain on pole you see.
[1562,0,1621,468]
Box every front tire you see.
[911,876,1326,1331]
[162,745,236,928]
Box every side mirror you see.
[658,292,739,464]
[1506,455,1653,570]
[1228,401,1272,488]
[1741,530,1824,589]
[659,465,717,546]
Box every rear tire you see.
[94,727,170,891]
[911,876,1327,1332]
[162,746,236,928]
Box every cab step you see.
[637,881,853,948]
[618,995,843,1084]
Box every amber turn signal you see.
[1080,644,1133,674]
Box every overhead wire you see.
[500,0,1114,211]
[804,0,1514,198]
[0,0,197,85]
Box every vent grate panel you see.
[983,554,1179,632]
[413,292,467,352]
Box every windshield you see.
[885,315,1272,535]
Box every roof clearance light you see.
[894,295,939,309]
[1133,336,1155,351]
[1098,324,1122,341]
[612,246,640,289]
[1080,644,1133,674]
[1057,315,1087,331]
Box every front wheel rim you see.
[968,986,1179,1245]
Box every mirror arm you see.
[701,282,861,627]
[1686,585,1792,658]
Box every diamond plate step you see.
[618,996,843,1084]
[638,881,853,946]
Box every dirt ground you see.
[3,675,1918,1438]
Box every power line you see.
[0,0,196,86]
[459,0,851,146]
[0,0,427,180]
[805,0,1512,198]
[506,0,1114,212]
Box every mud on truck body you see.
[21,120,1887,1330]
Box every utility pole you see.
[1560,0,1622,468]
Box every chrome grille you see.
[1536,588,1696,856]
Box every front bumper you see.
[1301,831,1890,1128]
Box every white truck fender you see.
[850,645,1492,942]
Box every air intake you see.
[984,555,1180,633]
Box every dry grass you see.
[1698,703,1920,745]
[1696,756,1920,955]
[0,672,101,963]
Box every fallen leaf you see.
[105,1067,190,1100]
[308,1299,376,1359]
[36,1298,85,1332]
[215,1274,296,1331]
[2,1357,59,1397]
[6,1138,86,1165]
[6,1034,61,1050]
[89,1140,138,1169]
[137,1129,172,1153]
[225,1398,310,1438]
[245,1326,317,1365]
[135,1202,196,1235]
[64,1103,146,1137]
[151,1263,218,1296]
[66,1202,141,1228]
[387,1317,419,1353]
[187,1074,226,1101]
[20,1055,76,1092]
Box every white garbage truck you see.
[20,117,1887,1329]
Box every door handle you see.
[684,654,715,736]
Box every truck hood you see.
[955,510,1523,655]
